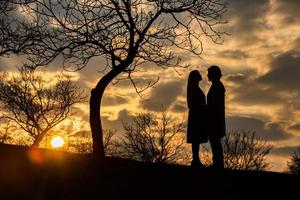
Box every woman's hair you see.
[188,70,201,89]
[208,65,222,80]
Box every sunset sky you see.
[1,0,300,172]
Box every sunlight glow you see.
[51,136,65,148]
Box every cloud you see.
[102,95,129,106]
[289,124,300,131]
[140,80,184,111]
[0,58,9,71]
[227,39,300,106]
[0,56,24,72]
[272,145,300,156]
[224,65,257,84]
[226,74,249,83]
[230,79,282,105]
[226,116,290,141]
[171,102,187,113]
[101,109,134,131]
[70,109,135,138]
[218,50,249,60]
[222,65,257,79]
[227,0,270,44]
[72,130,91,138]
[258,48,300,91]
[226,40,300,114]
[274,0,300,24]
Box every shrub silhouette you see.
[121,111,187,163]
[201,130,273,170]
[287,147,300,176]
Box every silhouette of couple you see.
[187,65,225,170]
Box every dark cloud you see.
[140,80,184,111]
[272,146,300,156]
[39,56,106,90]
[218,50,249,60]
[0,58,9,71]
[77,109,134,134]
[228,43,300,105]
[226,116,290,141]
[72,130,91,138]
[274,0,300,24]
[231,80,282,105]
[289,124,300,131]
[171,102,187,113]
[226,74,249,83]
[0,56,23,72]
[258,48,300,91]
[291,38,300,50]
[227,0,270,44]
[101,109,134,131]
[222,65,257,78]
[229,39,300,107]
[71,57,106,84]
[102,95,128,106]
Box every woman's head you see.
[188,70,202,86]
[207,65,222,82]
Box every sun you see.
[51,136,65,148]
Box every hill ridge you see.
[0,144,298,200]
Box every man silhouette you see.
[207,65,225,169]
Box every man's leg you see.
[209,137,224,169]
[192,142,200,163]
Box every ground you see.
[0,144,298,200]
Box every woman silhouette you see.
[187,70,208,167]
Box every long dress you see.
[207,80,226,139]
[187,84,208,144]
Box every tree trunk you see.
[32,139,41,147]
[90,68,123,158]
[32,131,46,147]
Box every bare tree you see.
[121,111,186,163]
[0,0,227,157]
[287,148,300,176]
[0,68,85,146]
[202,130,273,170]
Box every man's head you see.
[208,65,222,82]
